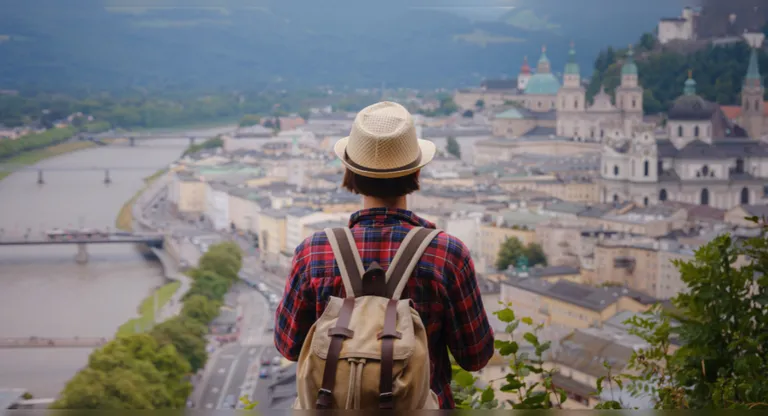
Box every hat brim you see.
[333,136,436,179]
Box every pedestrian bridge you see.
[0,234,164,247]
[0,336,110,349]
[0,231,164,263]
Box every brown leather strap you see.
[316,297,355,409]
[362,261,387,297]
[378,299,401,409]
[385,227,436,299]
[331,228,364,297]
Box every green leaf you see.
[481,386,495,403]
[495,308,516,323]
[595,375,606,395]
[558,388,567,404]
[500,378,523,392]
[521,317,533,325]
[453,369,476,388]
[499,341,519,356]
[615,378,623,390]
[523,332,539,346]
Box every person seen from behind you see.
[274,101,494,409]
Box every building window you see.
[538,101,542,108]
[631,160,635,176]
[574,99,579,109]
[700,188,709,206]
[644,197,649,206]
[678,126,683,137]
[741,187,750,205]
[632,99,636,108]
[746,100,751,111]
[736,158,745,174]
[694,126,700,137]
[562,98,566,109]
[600,129,605,138]
[613,194,619,202]
[701,165,709,176]
[657,160,663,175]
[659,189,668,201]
[756,99,761,111]
[644,160,649,177]
[614,165,619,176]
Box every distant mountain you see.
[0,0,684,93]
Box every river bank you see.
[0,141,96,181]
[115,168,168,231]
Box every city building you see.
[657,7,699,45]
[600,64,768,210]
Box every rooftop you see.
[503,278,658,312]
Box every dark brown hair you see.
[341,170,420,199]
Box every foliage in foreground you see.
[453,216,768,410]
[52,241,243,409]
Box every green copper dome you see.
[683,71,697,95]
[524,73,562,95]
[621,45,638,76]
[564,44,579,75]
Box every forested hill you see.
[587,29,768,114]
[0,0,681,94]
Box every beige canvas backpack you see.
[293,226,442,410]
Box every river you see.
[0,127,232,398]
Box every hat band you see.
[344,149,422,173]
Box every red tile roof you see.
[720,103,768,120]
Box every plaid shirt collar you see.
[348,207,436,229]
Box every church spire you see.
[537,45,550,73]
[621,44,638,76]
[684,70,697,95]
[746,48,762,87]
[564,41,579,75]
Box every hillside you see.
[0,0,682,93]
[588,29,768,114]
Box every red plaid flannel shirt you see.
[274,207,495,409]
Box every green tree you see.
[299,110,310,122]
[151,317,209,372]
[496,237,526,271]
[238,114,261,127]
[185,270,230,301]
[446,136,461,159]
[622,218,768,409]
[181,294,221,325]
[198,249,242,281]
[525,243,547,267]
[475,99,485,109]
[54,334,191,409]
[638,32,656,51]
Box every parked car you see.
[257,283,267,292]
[272,356,282,366]
[261,357,271,366]
[259,368,269,379]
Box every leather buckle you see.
[379,392,394,409]
[316,388,332,409]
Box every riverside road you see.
[0,126,233,398]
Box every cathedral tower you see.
[517,56,531,91]
[741,40,765,139]
[556,42,586,138]
[615,44,644,129]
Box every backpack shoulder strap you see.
[324,227,364,298]
[385,227,442,300]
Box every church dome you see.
[668,72,717,120]
[524,73,561,95]
[668,95,717,120]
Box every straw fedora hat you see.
[334,101,436,179]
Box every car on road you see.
[272,356,282,366]
[223,394,236,409]
[257,283,267,292]
[259,368,269,379]
[260,357,271,366]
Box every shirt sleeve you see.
[442,240,495,371]
[274,239,315,361]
